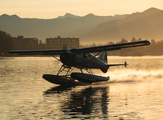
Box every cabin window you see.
[83,54,87,59]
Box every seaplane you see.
[9,40,150,85]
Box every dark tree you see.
[0,30,14,56]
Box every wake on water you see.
[103,69,163,83]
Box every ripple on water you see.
[0,57,163,120]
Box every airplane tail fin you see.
[98,51,107,64]
[98,51,108,73]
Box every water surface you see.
[0,56,163,120]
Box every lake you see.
[0,56,163,120]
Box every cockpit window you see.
[83,54,91,59]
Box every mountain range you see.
[81,7,163,44]
[0,7,162,44]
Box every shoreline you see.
[1,55,163,58]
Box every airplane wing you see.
[9,49,67,55]
[9,40,150,55]
[79,40,150,53]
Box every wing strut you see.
[50,55,60,61]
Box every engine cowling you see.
[60,51,75,66]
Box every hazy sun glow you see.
[0,0,163,18]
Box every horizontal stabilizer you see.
[107,62,128,67]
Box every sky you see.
[0,0,163,19]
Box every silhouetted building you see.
[46,36,79,49]
[13,36,38,50]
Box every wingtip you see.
[125,61,128,67]
[143,40,151,45]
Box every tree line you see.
[0,30,14,56]
[80,37,163,56]
[0,30,163,56]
